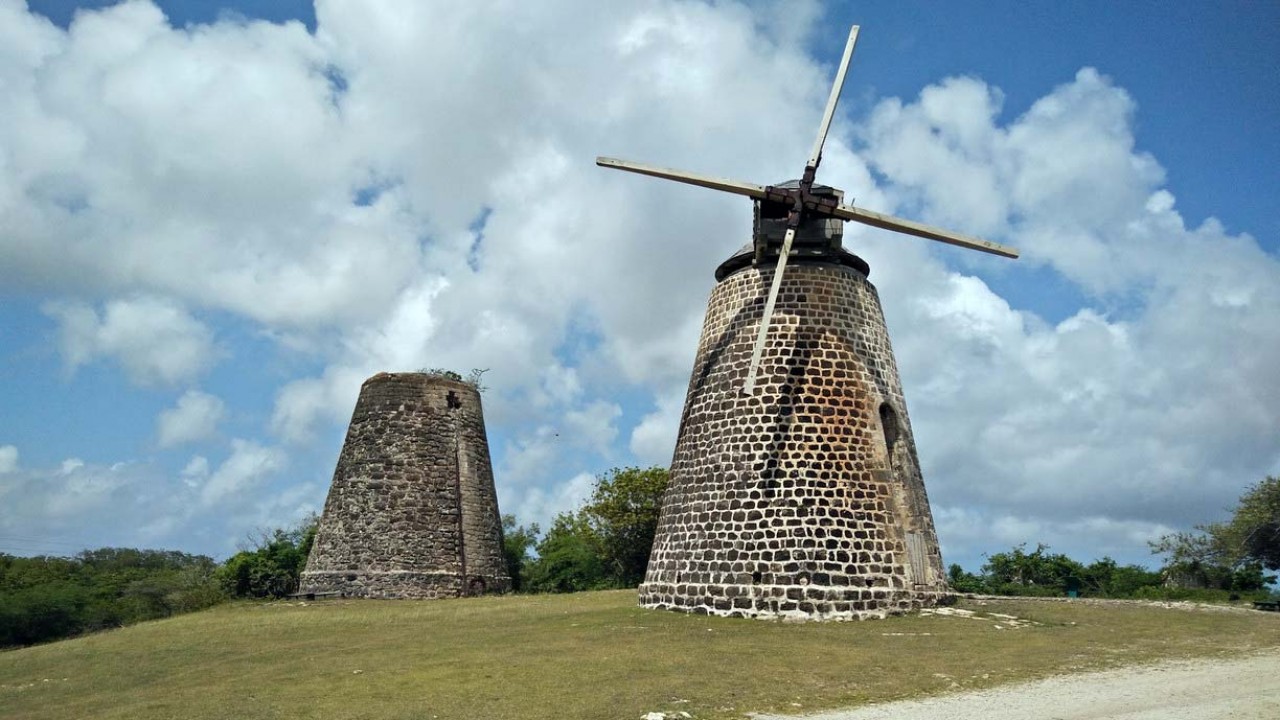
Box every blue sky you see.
[1,0,1277,572]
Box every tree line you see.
[0,548,224,647]
[0,467,665,649]
[949,477,1280,600]
[4,472,1276,648]
[947,543,1272,600]
[0,522,318,648]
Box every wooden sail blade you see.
[595,157,767,201]
[833,204,1020,259]
[806,25,860,170]
[742,227,797,395]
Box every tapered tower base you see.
[300,372,510,599]
[639,256,948,620]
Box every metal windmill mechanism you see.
[597,25,1020,395]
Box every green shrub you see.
[217,517,317,599]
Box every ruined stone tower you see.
[635,209,950,621]
[300,372,510,598]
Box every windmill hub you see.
[754,180,845,257]
[712,180,868,281]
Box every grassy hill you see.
[3,590,1279,720]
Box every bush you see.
[0,583,87,646]
[217,516,317,599]
[524,515,608,593]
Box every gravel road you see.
[754,651,1280,720]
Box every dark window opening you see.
[879,402,899,453]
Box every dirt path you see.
[754,651,1280,720]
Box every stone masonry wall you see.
[638,259,948,620]
[300,373,510,598]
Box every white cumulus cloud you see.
[0,1,1274,568]
[156,390,226,447]
[200,439,286,507]
[0,445,17,474]
[629,390,684,467]
[44,295,219,386]
[858,69,1280,546]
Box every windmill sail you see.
[806,25,860,169]
[833,204,1020,258]
[594,157,767,201]
[741,25,861,394]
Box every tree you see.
[524,513,607,593]
[948,549,1168,599]
[501,514,540,591]
[982,544,1085,596]
[1223,476,1280,571]
[947,563,987,593]
[1081,557,1162,597]
[579,466,669,587]
[1152,476,1280,588]
[0,582,86,647]
[522,466,670,593]
[218,515,318,599]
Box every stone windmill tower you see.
[597,26,1019,620]
[300,372,510,598]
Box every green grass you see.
[3,591,1279,719]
